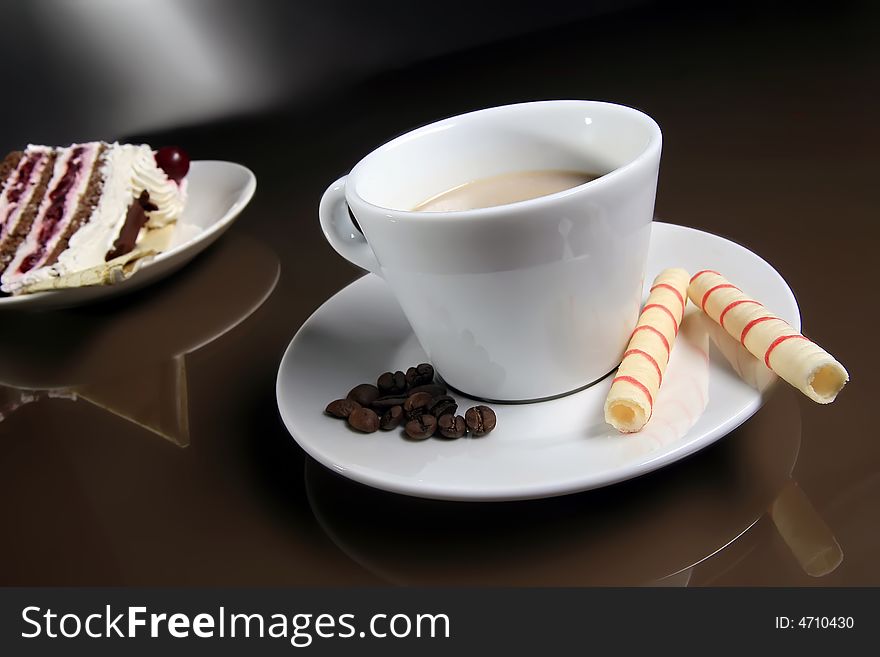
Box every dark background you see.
[0,0,876,586]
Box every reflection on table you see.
[0,233,279,447]
[306,321,844,585]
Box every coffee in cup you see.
[412,169,602,212]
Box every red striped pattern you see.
[623,348,663,385]
[631,324,670,358]
[740,316,786,345]
[649,283,685,315]
[764,334,810,368]
[642,303,679,336]
[690,269,720,284]
[719,299,762,329]
[612,375,654,409]
[700,283,739,312]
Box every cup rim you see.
[346,99,661,221]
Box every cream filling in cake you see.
[55,145,146,278]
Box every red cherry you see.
[154,146,190,183]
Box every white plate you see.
[276,222,800,501]
[0,160,256,311]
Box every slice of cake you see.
[0,142,188,295]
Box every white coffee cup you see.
[320,100,661,401]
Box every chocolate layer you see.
[43,144,108,268]
[0,151,57,272]
[105,190,158,261]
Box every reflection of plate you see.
[277,222,800,501]
[0,161,256,311]
[305,389,802,585]
[0,232,279,446]
[0,232,279,389]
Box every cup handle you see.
[319,176,381,275]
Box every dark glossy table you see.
[1,4,876,586]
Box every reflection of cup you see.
[304,389,805,586]
[320,101,661,401]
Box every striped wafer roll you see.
[688,270,848,403]
[605,267,690,433]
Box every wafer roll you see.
[621,312,710,458]
[688,270,848,403]
[605,268,690,432]
[700,312,777,393]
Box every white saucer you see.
[0,161,256,311]
[276,222,800,501]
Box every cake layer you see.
[3,143,104,285]
[0,141,187,295]
[43,145,108,267]
[50,144,184,281]
[0,147,56,273]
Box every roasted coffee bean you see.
[325,399,360,419]
[465,405,497,436]
[347,383,379,407]
[403,392,434,421]
[405,414,437,440]
[408,383,447,397]
[430,395,457,418]
[403,391,434,413]
[393,370,407,392]
[405,363,435,388]
[348,407,380,433]
[378,370,407,395]
[371,395,408,410]
[438,414,466,439]
[379,405,404,430]
[377,372,393,393]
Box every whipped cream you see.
[130,145,187,228]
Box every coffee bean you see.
[347,383,379,406]
[377,372,393,392]
[348,407,379,433]
[405,414,437,440]
[438,414,466,439]
[408,383,447,397]
[403,391,434,414]
[326,362,496,441]
[325,399,360,419]
[378,370,407,395]
[465,405,496,436]
[405,363,435,388]
[379,405,404,430]
[371,395,408,410]
[430,395,457,418]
